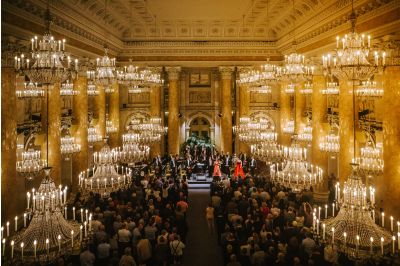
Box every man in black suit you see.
[249,156,257,177]
[223,152,231,176]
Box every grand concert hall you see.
[1,0,400,265]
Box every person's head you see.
[277,252,285,261]
[124,247,132,256]
[230,254,237,262]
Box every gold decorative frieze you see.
[189,91,211,104]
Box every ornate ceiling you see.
[2,0,400,64]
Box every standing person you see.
[208,155,214,178]
[234,159,246,180]
[213,156,222,178]
[170,234,186,265]
[249,156,257,177]
[205,203,215,234]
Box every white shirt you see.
[170,240,185,256]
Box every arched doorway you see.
[189,117,211,140]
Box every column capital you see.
[218,66,235,80]
[165,66,181,80]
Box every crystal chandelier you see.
[353,142,383,177]
[123,117,163,146]
[79,140,132,197]
[250,85,272,94]
[319,132,340,153]
[321,2,386,81]
[16,82,45,98]
[322,81,339,95]
[297,125,313,142]
[117,64,141,86]
[270,136,323,191]
[355,80,383,98]
[11,167,80,263]
[282,120,295,134]
[321,164,391,259]
[14,4,77,84]
[251,142,284,164]
[16,149,47,179]
[60,80,78,96]
[284,83,296,94]
[128,85,150,94]
[115,143,150,164]
[60,133,81,157]
[95,47,116,92]
[87,70,99,96]
[237,62,279,87]
[87,125,102,146]
[280,54,314,81]
[106,115,117,134]
[300,82,313,94]
[234,116,276,145]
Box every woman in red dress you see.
[213,157,222,177]
[234,159,246,179]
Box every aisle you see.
[183,189,223,266]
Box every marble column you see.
[295,82,306,134]
[47,83,62,184]
[219,66,235,154]
[312,75,329,189]
[279,81,291,146]
[150,83,162,157]
[166,67,181,155]
[237,68,250,155]
[72,74,88,192]
[1,68,23,222]
[93,85,106,150]
[380,66,400,218]
[338,80,354,183]
[109,82,120,147]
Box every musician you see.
[222,153,231,176]
[170,154,178,177]
[240,153,248,173]
[153,155,163,176]
[208,155,214,177]
[249,156,257,176]
[185,155,193,180]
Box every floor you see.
[182,189,224,266]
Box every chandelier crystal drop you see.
[60,81,78,96]
[270,136,323,191]
[16,149,47,179]
[16,82,45,98]
[12,167,80,263]
[322,164,391,259]
[322,82,340,95]
[319,132,340,153]
[355,80,383,98]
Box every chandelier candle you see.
[33,240,37,258]
[20,243,24,260]
[370,237,373,253]
[11,240,14,259]
[2,238,5,256]
[323,224,326,240]
[58,235,61,252]
[344,232,347,248]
